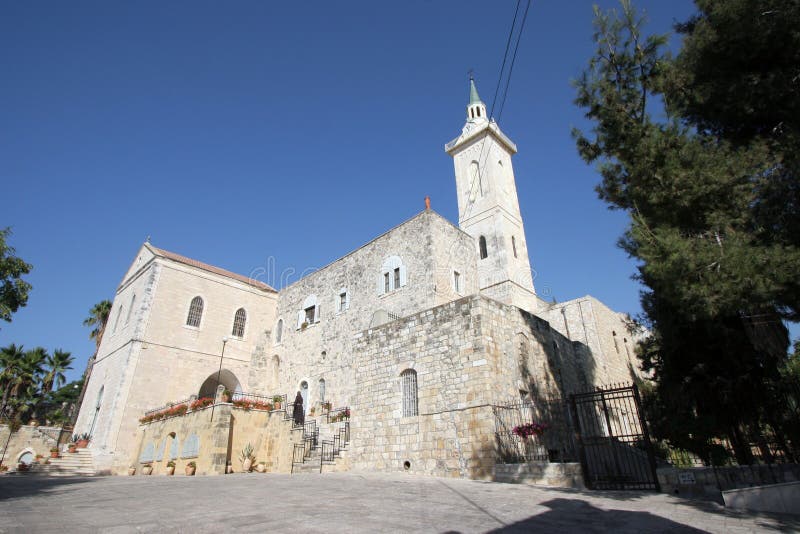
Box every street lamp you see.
[210,336,228,422]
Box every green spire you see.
[469,77,482,104]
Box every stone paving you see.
[0,472,798,533]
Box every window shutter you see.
[399,265,407,287]
[297,310,304,329]
[377,273,384,294]
[314,304,320,323]
[345,291,350,310]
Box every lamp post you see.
[210,336,228,422]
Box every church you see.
[74,79,643,477]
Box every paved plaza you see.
[0,472,798,533]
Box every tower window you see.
[304,306,315,324]
[401,369,418,417]
[275,319,283,344]
[232,308,246,338]
[453,271,461,293]
[479,236,488,259]
[186,296,203,327]
[512,236,518,258]
[380,256,406,294]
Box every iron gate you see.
[570,384,660,490]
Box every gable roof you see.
[144,243,276,292]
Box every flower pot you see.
[142,465,153,475]
[255,463,266,473]
[165,466,175,476]
[50,451,59,459]
[185,465,196,476]
[128,467,136,476]
[68,445,77,453]
[273,401,281,410]
[76,439,89,449]
[242,458,252,472]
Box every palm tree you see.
[83,300,112,351]
[42,349,73,393]
[0,343,25,417]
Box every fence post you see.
[569,393,592,489]
[632,384,661,492]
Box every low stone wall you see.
[229,408,294,473]
[0,425,63,470]
[131,404,297,476]
[495,462,584,489]
[658,463,800,502]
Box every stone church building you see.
[75,80,642,477]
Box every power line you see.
[461,0,532,223]
[498,0,531,121]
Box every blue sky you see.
[6,0,787,384]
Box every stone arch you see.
[197,369,242,399]
[17,448,35,466]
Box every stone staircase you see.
[31,449,96,476]
[290,416,350,474]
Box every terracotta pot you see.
[128,467,136,476]
[142,465,153,475]
[165,466,175,476]
[273,401,281,410]
[185,465,196,476]
[76,439,89,449]
[50,451,59,458]
[221,394,230,403]
[68,445,77,453]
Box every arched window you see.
[512,236,518,258]
[113,307,123,333]
[186,296,204,327]
[125,294,136,324]
[401,369,418,417]
[318,378,326,404]
[479,236,488,259]
[275,319,284,344]
[232,308,246,338]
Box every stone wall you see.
[269,210,478,412]
[348,294,631,480]
[0,425,62,469]
[130,404,296,476]
[658,464,800,502]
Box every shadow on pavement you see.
[0,474,99,501]
[487,498,705,533]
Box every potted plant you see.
[185,461,196,476]
[142,463,153,475]
[272,396,282,410]
[76,433,91,448]
[128,466,136,476]
[50,447,59,459]
[255,462,266,473]
[165,460,176,476]
[221,389,231,403]
[68,435,78,453]
[240,443,254,472]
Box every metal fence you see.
[493,397,577,464]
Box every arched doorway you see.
[300,380,309,415]
[198,369,242,399]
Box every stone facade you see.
[75,80,647,479]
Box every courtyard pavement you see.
[0,472,798,533]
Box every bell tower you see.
[445,77,537,311]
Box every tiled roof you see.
[147,244,276,292]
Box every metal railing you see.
[493,398,577,464]
[144,398,193,417]
[326,407,350,424]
